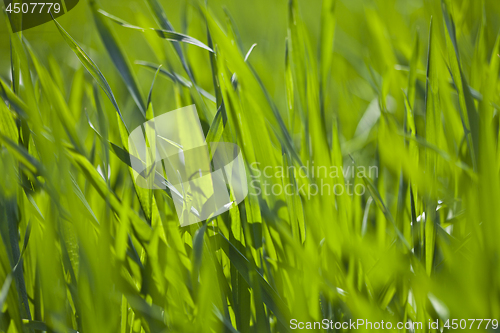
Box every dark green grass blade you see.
[51,15,126,127]
[442,1,479,171]
[90,1,147,118]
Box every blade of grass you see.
[98,9,214,53]
[89,1,147,117]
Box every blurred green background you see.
[1,0,500,136]
[1,0,500,332]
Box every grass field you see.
[1,0,500,332]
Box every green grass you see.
[1,0,500,332]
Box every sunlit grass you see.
[1,0,500,332]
